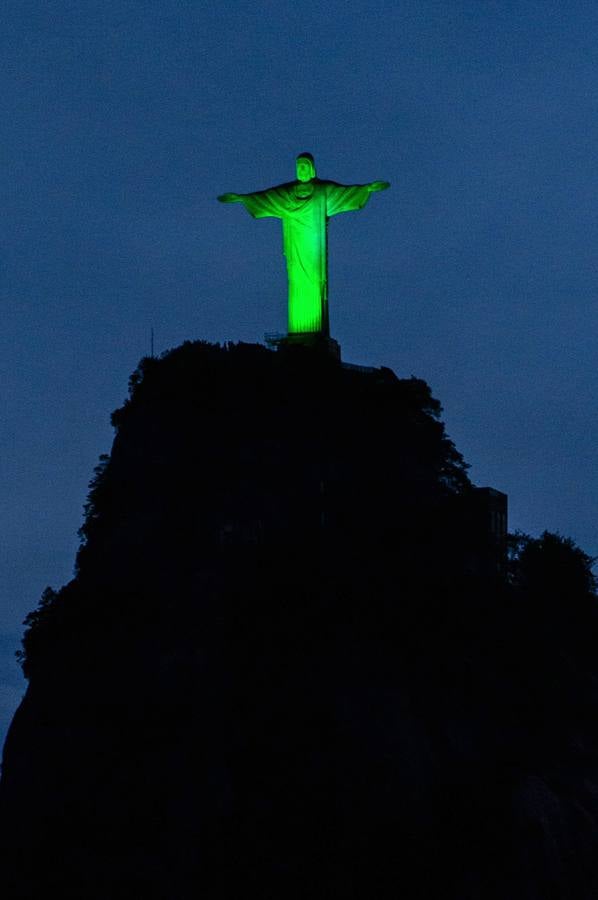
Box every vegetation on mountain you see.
[3,341,597,900]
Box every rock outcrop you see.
[2,341,598,899]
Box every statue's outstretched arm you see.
[326,180,390,217]
[217,193,243,203]
[217,186,286,220]
[367,181,390,193]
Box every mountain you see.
[1,340,597,899]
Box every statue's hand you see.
[217,193,242,203]
[368,181,390,192]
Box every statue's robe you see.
[239,179,372,335]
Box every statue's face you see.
[296,157,315,182]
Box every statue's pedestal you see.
[264,332,341,361]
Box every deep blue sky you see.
[2,0,598,747]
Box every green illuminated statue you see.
[218,153,390,336]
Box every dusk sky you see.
[2,0,598,747]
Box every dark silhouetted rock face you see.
[2,341,598,899]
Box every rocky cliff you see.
[2,341,598,899]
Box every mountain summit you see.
[1,341,596,899]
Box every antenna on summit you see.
[150,327,155,359]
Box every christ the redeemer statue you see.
[218,153,389,337]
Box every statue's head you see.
[296,153,316,182]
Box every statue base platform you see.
[264,332,341,361]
